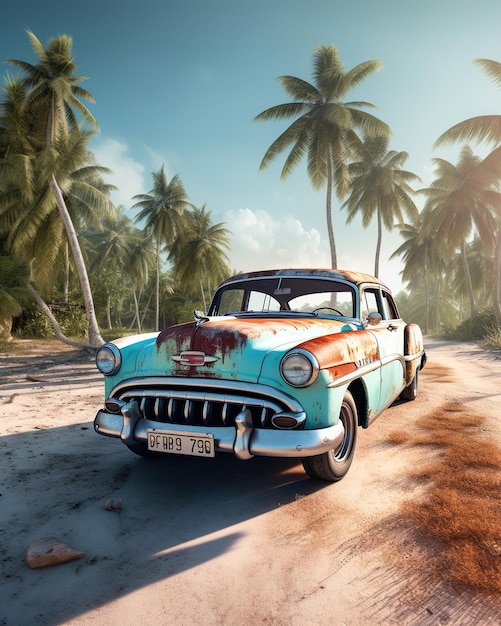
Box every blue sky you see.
[2,0,501,292]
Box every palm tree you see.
[435,61,501,326]
[4,30,107,346]
[343,135,420,276]
[85,209,155,331]
[254,44,390,268]
[1,127,115,287]
[0,253,30,338]
[392,216,451,334]
[171,205,231,310]
[420,147,497,320]
[132,166,191,330]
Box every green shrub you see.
[14,303,88,339]
[15,305,54,338]
[445,309,498,341]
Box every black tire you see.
[302,390,358,482]
[400,369,418,401]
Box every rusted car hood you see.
[126,316,359,383]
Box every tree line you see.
[0,31,231,347]
[2,34,501,346]
[256,46,501,337]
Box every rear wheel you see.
[400,369,418,401]
[302,390,358,482]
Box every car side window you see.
[381,291,399,320]
[361,290,379,319]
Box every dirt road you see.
[1,338,500,625]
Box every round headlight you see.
[280,350,319,387]
[96,344,121,376]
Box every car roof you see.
[218,268,389,289]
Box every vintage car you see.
[94,268,426,482]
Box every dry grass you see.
[388,400,501,594]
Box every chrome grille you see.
[116,388,284,429]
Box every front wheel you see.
[302,390,358,482]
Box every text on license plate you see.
[147,429,215,457]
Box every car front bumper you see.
[94,399,345,460]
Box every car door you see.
[361,287,406,414]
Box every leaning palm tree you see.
[132,166,192,330]
[171,205,231,311]
[254,44,391,268]
[4,31,107,346]
[343,135,420,276]
[0,123,116,347]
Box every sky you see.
[2,0,501,293]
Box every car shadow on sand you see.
[1,421,326,624]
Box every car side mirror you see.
[367,311,382,326]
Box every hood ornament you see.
[194,310,210,327]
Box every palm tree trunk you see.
[435,278,441,334]
[133,290,142,333]
[155,240,160,331]
[494,231,501,326]
[374,209,382,277]
[326,156,337,269]
[106,294,112,330]
[460,241,476,319]
[63,243,70,304]
[424,255,430,335]
[50,175,104,346]
[200,277,207,312]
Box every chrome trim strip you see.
[327,360,380,388]
[327,353,405,389]
[107,376,304,413]
[404,349,426,362]
[381,353,406,369]
[94,408,345,458]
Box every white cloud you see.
[224,207,405,292]
[224,208,330,272]
[92,138,146,209]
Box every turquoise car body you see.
[94,269,426,481]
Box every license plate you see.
[147,429,215,458]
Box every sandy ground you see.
[1,337,500,625]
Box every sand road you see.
[1,338,500,625]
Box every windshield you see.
[209,277,356,318]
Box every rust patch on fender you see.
[297,330,379,370]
